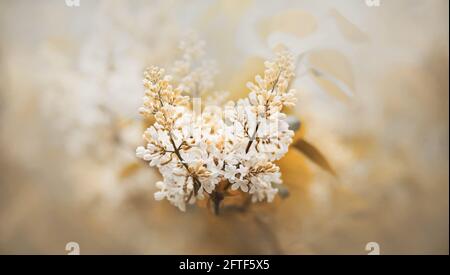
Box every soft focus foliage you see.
[0,0,448,254]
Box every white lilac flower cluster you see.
[136,45,297,212]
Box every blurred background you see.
[0,0,448,254]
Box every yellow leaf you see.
[307,49,354,101]
[118,161,142,179]
[277,143,312,191]
[330,9,369,43]
[258,10,317,40]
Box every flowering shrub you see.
[136,40,297,213]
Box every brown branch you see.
[245,122,260,154]
[156,87,202,199]
[245,71,282,154]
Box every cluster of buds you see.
[136,41,297,213]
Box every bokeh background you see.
[0,0,448,254]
